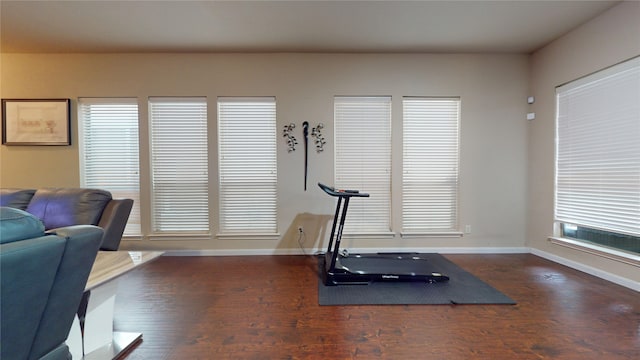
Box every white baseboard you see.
[530,248,640,292]
[162,247,638,292]
[163,246,530,257]
[163,249,303,256]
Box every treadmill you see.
[318,183,449,286]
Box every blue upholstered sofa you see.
[0,207,103,360]
[0,188,133,251]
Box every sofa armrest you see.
[97,199,133,251]
[47,224,104,240]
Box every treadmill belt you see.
[339,256,439,275]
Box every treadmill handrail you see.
[318,183,370,198]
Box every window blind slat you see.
[218,97,277,234]
[402,97,460,232]
[149,97,209,233]
[78,98,141,236]
[555,57,640,237]
[334,96,391,233]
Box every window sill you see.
[149,233,212,241]
[340,232,396,240]
[401,232,463,238]
[216,233,281,241]
[548,237,640,267]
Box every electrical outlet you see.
[464,225,471,234]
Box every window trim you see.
[401,96,461,235]
[148,96,210,235]
[217,96,278,236]
[553,56,640,259]
[549,236,640,268]
[77,97,142,237]
[334,95,393,235]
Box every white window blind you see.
[334,96,392,233]
[149,97,209,233]
[402,97,460,233]
[218,97,277,234]
[555,56,640,237]
[78,98,141,236]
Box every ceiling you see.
[0,0,621,54]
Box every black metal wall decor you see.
[311,123,326,152]
[285,121,327,191]
[283,123,297,152]
[302,121,309,191]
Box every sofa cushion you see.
[0,188,36,210]
[0,207,46,244]
[26,188,112,230]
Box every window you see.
[555,56,640,254]
[218,97,277,234]
[334,96,392,234]
[149,97,209,233]
[402,97,460,233]
[78,98,141,236]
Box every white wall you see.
[528,1,640,283]
[1,53,529,253]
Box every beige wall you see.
[1,53,529,253]
[528,1,640,283]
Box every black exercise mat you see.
[318,253,516,306]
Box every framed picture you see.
[2,99,71,145]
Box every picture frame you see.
[1,98,71,145]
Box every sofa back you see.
[1,188,132,251]
[0,207,103,360]
[0,188,36,210]
[1,235,67,360]
[30,225,103,360]
[26,188,112,230]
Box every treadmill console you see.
[318,183,370,197]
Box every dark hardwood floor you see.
[114,254,640,359]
